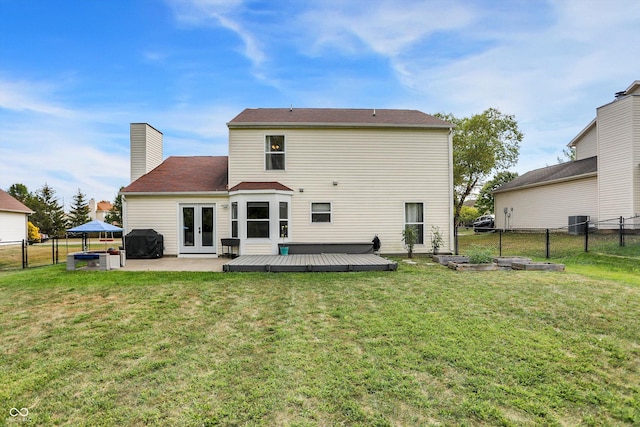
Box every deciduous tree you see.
[475,171,519,216]
[435,108,523,224]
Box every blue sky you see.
[1,0,639,209]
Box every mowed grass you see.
[1,258,639,426]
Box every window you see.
[405,203,424,244]
[279,201,288,238]
[247,201,270,238]
[231,202,238,238]
[265,135,285,170]
[311,202,332,223]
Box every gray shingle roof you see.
[228,108,452,128]
[494,156,597,194]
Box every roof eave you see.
[120,191,229,197]
[493,171,598,194]
[0,208,33,214]
[227,122,453,129]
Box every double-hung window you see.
[311,202,332,223]
[231,202,238,238]
[405,202,424,244]
[247,202,270,238]
[279,202,288,238]
[265,135,285,170]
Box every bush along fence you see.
[456,215,640,259]
[0,237,62,270]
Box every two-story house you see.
[121,108,454,256]
[494,80,640,230]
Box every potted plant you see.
[430,225,444,254]
[279,224,289,255]
[402,225,417,258]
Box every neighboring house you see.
[89,199,113,222]
[494,80,640,229]
[121,109,454,256]
[0,189,33,244]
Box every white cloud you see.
[165,0,266,67]
[0,79,76,118]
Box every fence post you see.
[22,240,27,268]
[545,229,550,259]
[619,216,624,247]
[584,220,589,253]
[454,226,458,255]
[499,229,503,257]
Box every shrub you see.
[466,245,493,264]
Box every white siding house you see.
[495,80,640,230]
[0,189,32,244]
[121,108,454,256]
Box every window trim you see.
[265,135,286,171]
[404,202,425,245]
[246,201,270,239]
[311,202,332,224]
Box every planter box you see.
[493,256,532,268]
[511,262,565,271]
[447,261,498,271]
[433,255,469,266]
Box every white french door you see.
[179,204,216,254]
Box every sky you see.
[1,0,639,210]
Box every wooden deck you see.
[223,254,398,272]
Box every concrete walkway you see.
[122,257,231,272]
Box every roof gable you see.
[227,108,452,128]
[494,156,597,194]
[121,156,228,193]
[0,189,32,214]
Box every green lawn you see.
[1,255,639,426]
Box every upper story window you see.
[265,135,285,170]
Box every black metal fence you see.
[456,215,640,259]
[0,238,63,270]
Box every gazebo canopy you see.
[67,220,123,233]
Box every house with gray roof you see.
[494,80,640,229]
[0,189,33,244]
[121,108,454,256]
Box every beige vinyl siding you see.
[0,211,28,243]
[229,127,452,253]
[494,176,598,229]
[633,96,640,219]
[130,123,163,182]
[574,125,598,160]
[597,97,635,223]
[124,195,229,256]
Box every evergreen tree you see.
[68,188,91,228]
[31,184,66,237]
[105,187,124,226]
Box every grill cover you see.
[125,229,164,259]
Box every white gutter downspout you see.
[448,127,455,253]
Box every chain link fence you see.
[456,215,640,259]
